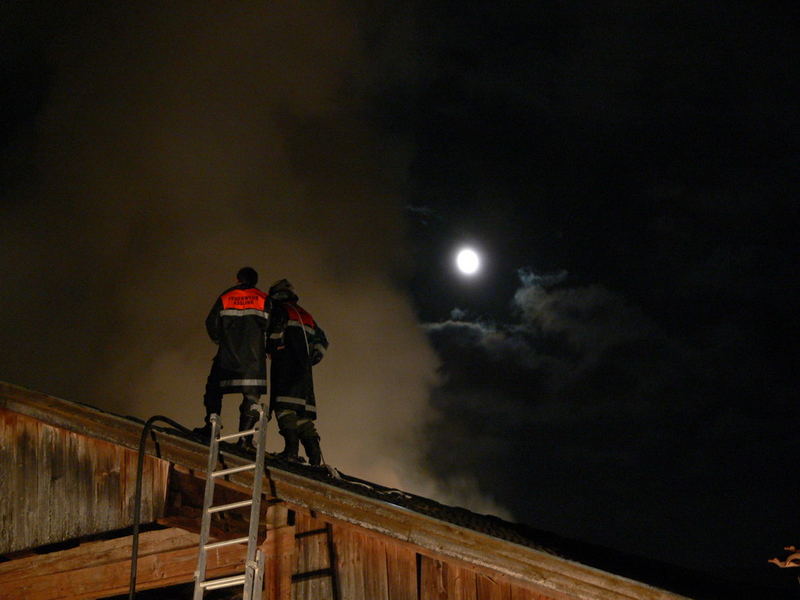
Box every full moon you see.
[456,248,480,275]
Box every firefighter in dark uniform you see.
[267,279,328,465]
[195,267,270,451]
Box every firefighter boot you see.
[192,415,214,441]
[301,435,322,466]
[236,413,258,454]
[277,429,303,463]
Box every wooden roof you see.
[1,381,727,600]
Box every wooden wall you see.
[0,408,169,554]
[0,384,688,600]
[291,511,557,600]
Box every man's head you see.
[237,267,258,287]
[269,278,298,302]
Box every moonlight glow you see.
[456,248,480,275]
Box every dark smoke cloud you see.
[0,4,440,484]
[422,270,797,572]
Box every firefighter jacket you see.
[206,284,270,394]
[267,300,328,420]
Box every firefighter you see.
[194,267,270,452]
[267,279,328,465]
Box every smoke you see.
[0,4,442,486]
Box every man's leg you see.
[276,410,301,462]
[195,360,223,439]
[236,393,260,452]
[298,419,322,466]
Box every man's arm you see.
[266,304,286,355]
[205,298,222,343]
[310,324,328,365]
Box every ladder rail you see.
[193,414,221,600]
[252,549,266,597]
[243,404,269,600]
[193,404,270,600]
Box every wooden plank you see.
[292,512,311,577]
[0,408,169,554]
[510,585,556,600]
[0,528,197,583]
[293,513,333,600]
[0,382,255,504]
[0,529,246,600]
[333,524,367,600]
[267,502,291,530]
[477,573,514,600]
[362,532,389,600]
[448,563,478,600]
[262,525,295,600]
[386,543,417,600]
[421,555,448,600]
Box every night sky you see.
[1,2,798,593]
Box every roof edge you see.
[0,381,691,600]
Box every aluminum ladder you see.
[193,405,269,600]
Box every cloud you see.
[0,4,440,490]
[418,264,796,574]
[418,269,750,565]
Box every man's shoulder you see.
[219,286,269,311]
[220,284,267,297]
[218,285,240,297]
[290,303,317,327]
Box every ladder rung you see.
[218,428,258,442]
[204,536,250,550]
[295,527,329,539]
[208,499,254,514]
[201,573,246,590]
[293,568,334,583]
[212,463,256,477]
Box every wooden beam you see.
[0,528,245,600]
[262,525,295,600]
[0,528,196,585]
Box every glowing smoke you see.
[0,5,442,491]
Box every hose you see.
[128,415,194,600]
